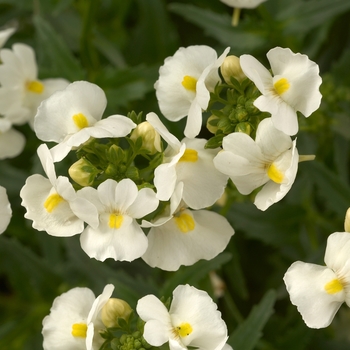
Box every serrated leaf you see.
[229,290,276,350]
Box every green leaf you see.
[169,3,267,54]
[33,15,85,81]
[229,290,276,350]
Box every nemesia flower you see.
[284,232,350,329]
[0,118,25,159]
[0,27,15,48]
[214,117,299,211]
[240,47,322,135]
[155,45,230,138]
[42,284,114,350]
[220,0,267,8]
[20,144,86,236]
[142,183,234,271]
[71,178,159,262]
[147,112,228,209]
[136,284,229,350]
[0,43,69,126]
[0,185,11,234]
[34,81,136,162]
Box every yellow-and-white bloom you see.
[0,43,69,126]
[42,284,114,350]
[155,45,229,138]
[0,185,11,234]
[240,47,322,135]
[214,118,299,210]
[147,112,228,209]
[34,81,136,162]
[136,284,229,350]
[284,232,350,329]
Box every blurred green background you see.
[1,0,350,349]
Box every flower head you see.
[0,185,11,234]
[136,284,229,350]
[284,232,350,328]
[214,117,299,210]
[240,47,322,135]
[42,284,114,350]
[155,45,229,138]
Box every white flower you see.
[220,0,267,8]
[214,118,299,211]
[155,45,230,138]
[283,232,350,329]
[240,47,322,135]
[34,81,136,162]
[137,284,229,350]
[147,112,228,209]
[0,185,11,234]
[0,118,25,159]
[142,183,234,271]
[0,43,69,126]
[0,27,15,48]
[20,144,86,236]
[71,178,159,262]
[42,284,114,350]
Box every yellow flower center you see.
[71,323,88,338]
[44,193,64,213]
[174,213,195,233]
[26,80,44,94]
[274,78,290,95]
[176,322,193,337]
[324,279,344,294]
[109,213,124,229]
[267,163,284,184]
[181,75,197,92]
[179,149,198,162]
[72,113,89,129]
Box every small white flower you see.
[72,178,159,262]
[0,185,11,234]
[42,284,114,350]
[155,45,230,138]
[284,232,350,329]
[20,144,85,236]
[0,43,69,126]
[220,0,267,8]
[0,27,15,48]
[147,112,228,209]
[214,118,299,210]
[142,183,234,271]
[137,284,229,350]
[34,81,136,162]
[0,118,25,159]
[240,47,322,135]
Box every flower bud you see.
[206,115,219,134]
[68,158,99,187]
[235,122,251,135]
[345,208,350,232]
[101,298,133,328]
[220,55,246,84]
[130,121,162,155]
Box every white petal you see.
[87,284,115,324]
[0,186,11,234]
[37,144,57,185]
[0,27,15,48]
[0,127,25,159]
[283,261,344,328]
[127,187,159,218]
[88,115,136,138]
[220,0,267,8]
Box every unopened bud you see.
[220,55,246,84]
[68,158,98,187]
[235,122,251,135]
[101,298,133,328]
[130,121,162,155]
[206,115,219,134]
[345,208,350,232]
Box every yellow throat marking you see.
[176,322,193,337]
[182,75,197,92]
[109,213,124,229]
[267,163,284,184]
[274,78,290,95]
[72,113,89,129]
[179,149,198,162]
[71,323,88,338]
[174,213,195,233]
[26,80,44,94]
[325,279,344,294]
[44,193,64,213]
